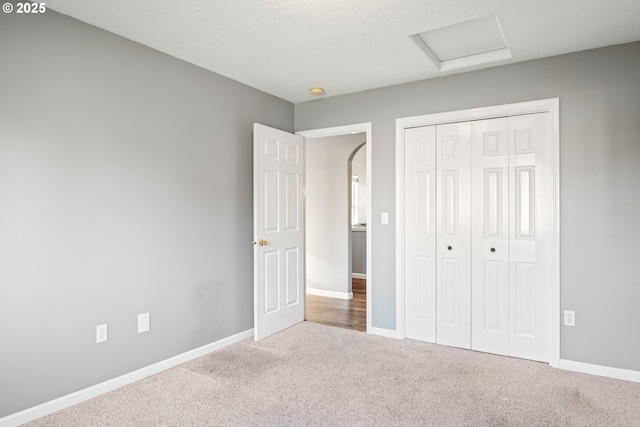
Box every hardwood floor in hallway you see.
[305,278,366,332]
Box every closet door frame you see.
[395,98,560,367]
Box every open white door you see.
[253,124,305,341]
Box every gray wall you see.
[0,6,292,417]
[351,230,366,275]
[296,42,640,372]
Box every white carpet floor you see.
[26,321,640,426]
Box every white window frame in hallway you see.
[351,174,360,226]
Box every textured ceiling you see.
[46,0,640,103]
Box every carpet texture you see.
[26,322,640,426]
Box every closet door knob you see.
[490,248,496,253]
[447,246,452,251]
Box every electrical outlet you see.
[564,310,575,326]
[96,324,108,343]
[138,312,150,334]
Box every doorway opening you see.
[298,124,372,332]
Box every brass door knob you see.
[259,239,267,246]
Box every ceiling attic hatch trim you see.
[413,14,512,71]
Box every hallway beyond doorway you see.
[305,279,366,332]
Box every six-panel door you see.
[253,124,305,341]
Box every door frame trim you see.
[297,122,373,333]
[394,98,560,367]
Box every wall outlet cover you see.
[564,310,575,326]
[96,324,108,343]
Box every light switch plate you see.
[138,312,150,333]
[381,212,389,225]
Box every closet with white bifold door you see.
[404,112,550,362]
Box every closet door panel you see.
[404,126,437,342]
[471,118,509,355]
[436,122,471,349]
[508,113,549,362]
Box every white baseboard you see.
[306,288,353,300]
[0,328,254,427]
[351,273,367,279]
[368,326,401,339]
[559,359,640,383]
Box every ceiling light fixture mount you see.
[309,87,325,96]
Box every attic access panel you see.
[414,15,511,71]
